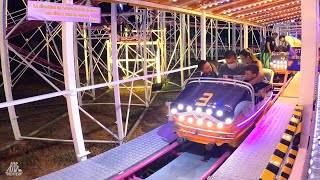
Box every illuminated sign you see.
[27,1,101,23]
[287,47,301,71]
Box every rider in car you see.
[218,50,246,81]
[244,64,271,103]
[192,60,218,78]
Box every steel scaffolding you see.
[1,0,265,161]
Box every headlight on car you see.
[225,118,233,124]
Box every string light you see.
[248,7,300,21]
[263,15,301,25]
[221,0,273,15]
[202,0,233,9]
[256,11,300,23]
[236,0,300,18]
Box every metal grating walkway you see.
[209,97,298,180]
[37,122,177,180]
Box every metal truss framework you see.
[0,0,265,161]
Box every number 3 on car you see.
[195,93,213,106]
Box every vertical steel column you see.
[210,19,213,60]
[88,25,95,99]
[274,24,280,46]
[257,27,262,50]
[228,22,231,50]
[240,24,243,50]
[243,23,248,49]
[160,12,165,75]
[62,0,88,162]
[74,23,82,106]
[215,20,218,61]
[174,13,177,61]
[107,41,112,83]
[85,0,95,99]
[83,23,89,85]
[232,23,236,52]
[187,15,191,75]
[156,40,161,83]
[157,11,162,80]
[200,13,206,60]
[163,12,167,74]
[195,17,197,58]
[251,27,253,48]
[125,44,129,76]
[142,10,149,106]
[111,3,124,142]
[291,0,320,179]
[0,0,21,139]
[180,14,185,87]
[262,26,267,42]
[46,23,51,75]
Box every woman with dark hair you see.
[240,48,265,85]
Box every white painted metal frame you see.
[291,0,319,179]
[0,0,21,140]
[1,0,266,161]
[61,0,88,161]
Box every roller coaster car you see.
[170,77,273,148]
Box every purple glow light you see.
[237,91,274,127]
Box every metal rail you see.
[112,142,180,180]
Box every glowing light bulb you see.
[197,119,203,125]
[216,110,223,117]
[217,122,224,128]
[171,108,177,114]
[206,109,213,115]
[187,106,193,112]
[187,117,193,124]
[225,118,233,124]
[207,121,213,127]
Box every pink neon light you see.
[199,151,231,180]
[237,91,274,127]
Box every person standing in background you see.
[276,35,289,52]
[263,32,278,68]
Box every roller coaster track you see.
[9,43,64,71]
